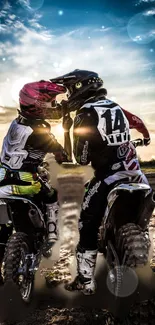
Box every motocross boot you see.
[43,202,59,257]
[65,246,98,295]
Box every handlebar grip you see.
[132,138,144,148]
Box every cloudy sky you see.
[0,0,155,159]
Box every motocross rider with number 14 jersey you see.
[51,69,152,295]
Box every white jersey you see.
[1,120,33,169]
[0,117,64,172]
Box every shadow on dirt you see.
[1,249,155,324]
[1,163,155,324]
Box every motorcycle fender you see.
[104,192,118,225]
[0,200,9,224]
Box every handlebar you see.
[131,138,144,148]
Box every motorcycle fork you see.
[18,251,42,276]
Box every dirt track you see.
[0,162,155,324]
[1,250,155,325]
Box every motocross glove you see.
[61,100,69,116]
[62,114,73,131]
[54,150,69,164]
[144,138,151,146]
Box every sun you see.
[11,77,34,104]
[52,123,64,138]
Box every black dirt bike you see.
[0,169,52,303]
[56,137,155,298]
[98,139,155,297]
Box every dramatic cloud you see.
[143,8,155,15]
[0,0,155,159]
[18,0,44,11]
[0,19,154,113]
[136,0,155,4]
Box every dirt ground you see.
[0,253,155,325]
[0,162,155,325]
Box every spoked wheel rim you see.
[18,243,33,302]
[106,240,122,298]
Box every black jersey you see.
[73,98,139,174]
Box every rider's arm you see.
[64,131,72,161]
[122,108,150,142]
[28,126,68,164]
[73,111,92,165]
[62,114,73,162]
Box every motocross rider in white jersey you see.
[0,80,69,281]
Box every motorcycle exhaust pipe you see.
[28,208,44,228]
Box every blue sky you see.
[0,0,155,131]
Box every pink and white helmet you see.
[19,80,66,119]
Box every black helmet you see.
[50,69,104,112]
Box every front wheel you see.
[2,232,34,303]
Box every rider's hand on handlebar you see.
[54,150,72,164]
[132,137,151,147]
[143,137,151,146]
[132,138,144,147]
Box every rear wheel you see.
[104,223,150,300]
[2,232,34,303]
[117,223,150,267]
[106,240,122,298]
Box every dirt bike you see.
[57,134,155,298]
[98,139,155,297]
[0,167,52,303]
[55,136,155,299]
